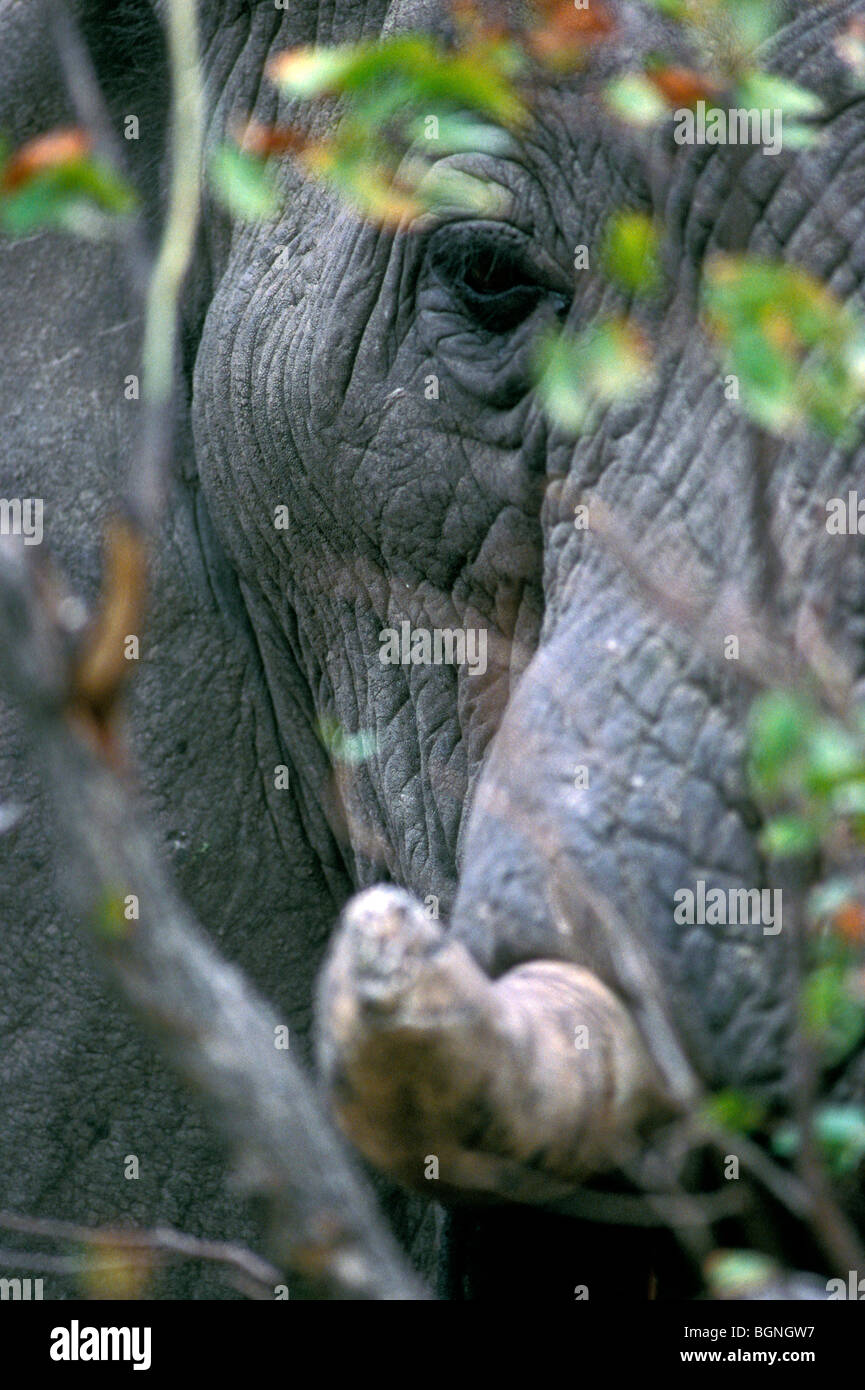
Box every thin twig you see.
[133,0,204,530]
[0,0,428,1301]
[784,869,865,1275]
[49,0,151,292]
[0,1211,282,1294]
[0,538,429,1301]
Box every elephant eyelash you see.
[429,230,550,332]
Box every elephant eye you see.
[429,228,550,333]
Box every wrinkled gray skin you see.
[1,0,865,1298]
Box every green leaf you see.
[700,1087,765,1133]
[735,71,824,121]
[534,320,653,434]
[601,211,662,294]
[264,34,526,225]
[803,723,865,796]
[770,1122,799,1160]
[317,717,377,765]
[534,332,592,433]
[703,255,865,440]
[829,779,865,818]
[759,815,819,859]
[0,157,136,237]
[725,0,784,56]
[772,1106,865,1176]
[604,74,670,128]
[642,0,690,18]
[734,71,824,153]
[705,1250,777,1298]
[748,690,813,789]
[208,145,281,222]
[801,963,865,1067]
[644,0,783,66]
[404,113,513,157]
[814,1105,865,1174]
[269,36,525,125]
[730,326,799,433]
[302,143,424,224]
[267,44,364,98]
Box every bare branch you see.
[0,538,428,1300]
[0,1211,282,1297]
[49,0,151,293]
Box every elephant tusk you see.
[315,886,672,1203]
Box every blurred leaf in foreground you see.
[601,210,663,295]
[801,960,865,1068]
[759,814,819,859]
[535,319,654,433]
[604,73,670,127]
[318,717,377,766]
[265,32,526,224]
[209,143,281,222]
[703,255,865,439]
[734,70,824,149]
[773,1105,865,1177]
[705,1249,778,1299]
[0,127,136,237]
[700,1087,765,1134]
[747,691,814,795]
[268,34,526,125]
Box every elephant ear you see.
[0,0,168,593]
[0,0,354,1293]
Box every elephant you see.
[2,0,865,1300]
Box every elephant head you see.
[2,0,864,1298]
[194,0,865,1164]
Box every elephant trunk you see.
[316,886,676,1201]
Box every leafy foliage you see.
[208,144,280,221]
[534,319,654,432]
[748,693,865,861]
[700,1087,766,1133]
[317,717,377,766]
[705,1249,779,1298]
[773,1105,865,1178]
[261,30,528,225]
[0,129,135,237]
[703,258,865,438]
[748,693,865,1075]
[601,210,663,295]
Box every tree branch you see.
[0,537,429,1300]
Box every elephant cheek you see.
[447,568,793,1096]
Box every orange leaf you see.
[73,516,148,723]
[530,0,615,39]
[2,128,93,192]
[451,0,508,40]
[235,119,309,158]
[834,902,865,947]
[648,66,722,108]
